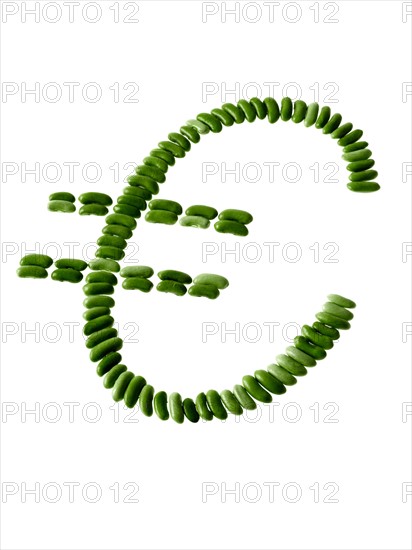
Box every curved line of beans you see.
[83,96,375,423]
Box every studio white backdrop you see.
[0,1,411,549]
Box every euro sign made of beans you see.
[18,97,379,423]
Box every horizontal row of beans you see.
[17,255,228,299]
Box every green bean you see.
[267,364,297,386]
[120,266,154,278]
[338,129,363,147]
[315,312,351,330]
[112,371,134,402]
[347,159,375,172]
[301,325,333,350]
[188,283,220,300]
[89,258,120,273]
[221,103,245,124]
[127,174,159,195]
[242,375,272,403]
[156,281,187,296]
[292,100,307,123]
[78,192,113,206]
[154,391,169,420]
[349,170,378,181]
[97,235,127,250]
[136,164,166,184]
[83,295,115,309]
[327,294,356,309]
[294,336,327,360]
[102,224,133,239]
[347,181,380,192]
[54,259,88,271]
[343,140,368,153]
[85,271,118,286]
[85,327,118,349]
[79,204,108,216]
[169,392,184,423]
[114,204,141,218]
[276,354,307,376]
[90,337,123,362]
[168,132,191,151]
[122,277,153,292]
[220,390,243,415]
[159,140,186,158]
[218,209,253,225]
[139,384,155,416]
[233,385,257,410]
[179,215,210,229]
[20,254,53,268]
[183,398,200,423]
[263,97,280,123]
[322,113,342,134]
[286,346,317,367]
[187,117,211,134]
[123,185,152,201]
[206,390,228,420]
[158,270,192,284]
[48,200,76,213]
[103,364,127,389]
[83,315,114,336]
[83,306,111,321]
[323,302,354,320]
[83,283,114,296]
[342,149,372,162]
[181,123,203,141]
[49,192,75,202]
[149,199,182,215]
[96,352,122,377]
[315,106,331,129]
[238,100,256,123]
[150,148,176,166]
[124,376,147,408]
[331,122,353,140]
[193,273,229,289]
[180,124,202,141]
[214,220,248,236]
[195,393,214,421]
[117,194,146,210]
[185,205,218,219]
[96,246,125,261]
[312,322,340,340]
[280,97,293,121]
[145,210,178,225]
[144,155,169,173]
[17,266,48,279]
[51,268,83,283]
[254,370,286,395]
[250,97,267,119]
[106,213,137,230]
[198,111,224,130]
[304,102,319,127]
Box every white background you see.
[1,1,411,549]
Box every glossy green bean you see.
[20,254,53,268]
